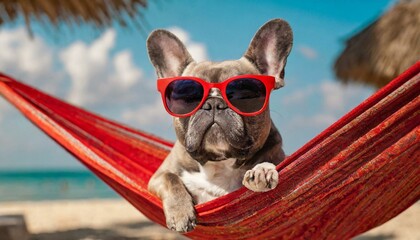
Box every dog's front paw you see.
[163,198,197,233]
[242,162,279,192]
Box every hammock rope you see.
[0,62,419,239]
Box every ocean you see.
[0,170,119,202]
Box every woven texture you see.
[0,62,419,239]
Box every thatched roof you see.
[0,0,148,35]
[334,0,420,88]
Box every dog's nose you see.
[202,98,228,111]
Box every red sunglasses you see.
[157,74,276,117]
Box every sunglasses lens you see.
[165,80,204,115]
[226,78,266,113]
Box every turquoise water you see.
[0,170,119,202]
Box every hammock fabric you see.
[0,62,419,239]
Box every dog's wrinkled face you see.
[174,60,271,164]
[147,19,293,165]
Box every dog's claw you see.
[164,199,197,233]
[166,215,196,233]
[243,162,278,192]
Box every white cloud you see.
[122,97,172,127]
[59,29,143,106]
[297,45,318,60]
[320,81,345,111]
[167,27,208,62]
[281,80,373,129]
[283,80,373,112]
[320,81,371,112]
[0,27,64,122]
[292,113,337,128]
[0,27,61,93]
[281,85,316,106]
[113,50,142,89]
[0,26,161,129]
[0,27,161,141]
[311,114,337,126]
[0,28,52,76]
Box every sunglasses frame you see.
[157,74,276,117]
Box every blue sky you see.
[0,0,394,170]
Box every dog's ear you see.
[147,30,194,78]
[244,19,293,89]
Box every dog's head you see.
[147,19,293,165]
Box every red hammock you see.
[0,62,419,239]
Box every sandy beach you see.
[0,199,418,240]
[0,199,184,240]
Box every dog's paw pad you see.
[242,162,278,192]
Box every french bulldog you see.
[147,19,293,232]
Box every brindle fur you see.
[147,19,293,232]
